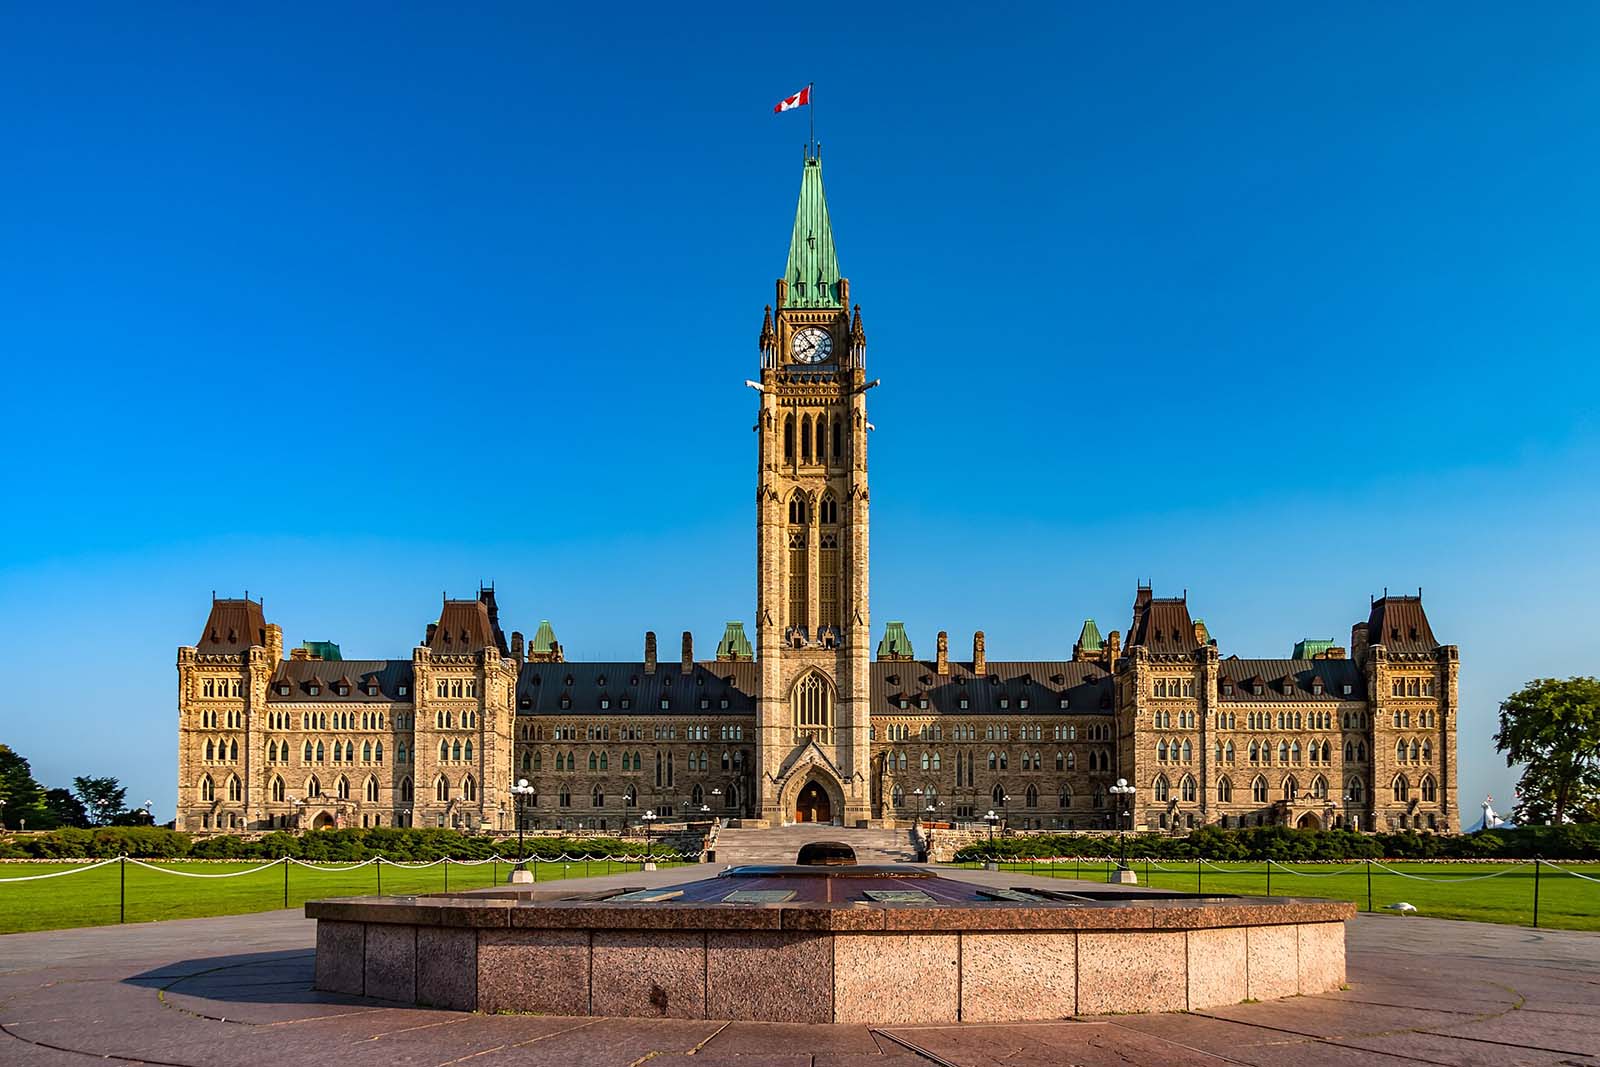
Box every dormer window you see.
[1223,683,1234,696]
[307,684,320,696]
[1019,698,1029,710]
[559,695,571,710]
[600,698,610,710]
[699,697,709,710]
[998,697,1009,709]
[960,697,970,710]
[1311,678,1324,695]
[278,683,291,696]
[659,698,670,710]
[336,685,349,697]
[620,697,631,709]
[1342,684,1352,696]
[366,684,379,697]
[1058,698,1068,709]
[398,684,409,697]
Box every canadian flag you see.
[774,85,811,113]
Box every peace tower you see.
[753,148,873,825]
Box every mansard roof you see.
[1367,595,1438,653]
[871,661,1113,716]
[268,659,414,701]
[197,597,268,653]
[515,661,759,715]
[1218,659,1362,702]
[1128,596,1197,655]
[426,598,506,656]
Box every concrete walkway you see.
[1,865,1596,1066]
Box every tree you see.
[72,776,128,827]
[1495,677,1600,825]
[43,788,89,829]
[0,746,49,830]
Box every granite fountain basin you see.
[306,861,1351,1024]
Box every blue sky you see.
[3,5,1597,824]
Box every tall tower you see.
[754,149,873,826]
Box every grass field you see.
[0,857,690,935]
[951,858,1600,931]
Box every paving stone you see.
[1341,1031,1589,1066]
[699,1021,885,1055]
[880,1021,1237,1066]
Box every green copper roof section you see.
[1293,638,1336,659]
[784,155,841,308]
[530,620,558,654]
[1076,619,1102,652]
[299,641,341,661]
[877,621,913,660]
[716,621,753,660]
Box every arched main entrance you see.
[311,811,336,830]
[796,782,832,824]
[1296,811,1321,831]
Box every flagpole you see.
[809,82,815,155]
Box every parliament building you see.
[176,152,1460,837]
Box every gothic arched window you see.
[791,671,833,744]
[271,775,286,802]
[1153,775,1170,802]
[1217,776,1233,803]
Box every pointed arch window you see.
[1058,785,1072,809]
[1024,783,1039,808]
[462,776,477,802]
[271,775,286,802]
[306,775,322,798]
[783,415,795,461]
[199,774,215,802]
[801,415,813,463]
[1217,776,1233,803]
[1283,776,1298,802]
[1251,775,1268,803]
[337,775,350,800]
[1392,775,1410,802]
[1421,775,1437,802]
[365,776,379,802]
[436,776,451,802]
[401,777,414,802]
[1180,774,1196,802]
[1153,775,1170,802]
[1310,774,1328,799]
[791,671,833,744]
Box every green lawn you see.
[0,858,689,935]
[951,858,1600,931]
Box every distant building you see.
[175,152,1459,836]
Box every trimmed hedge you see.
[950,823,1600,863]
[0,826,675,861]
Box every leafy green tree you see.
[1495,676,1600,825]
[0,745,49,830]
[72,776,128,827]
[43,788,88,828]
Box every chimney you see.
[425,622,438,645]
[936,631,949,675]
[681,631,694,674]
[972,631,986,675]
[289,646,311,661]
[1351,623,1369,668]
[1107,630,1122,670]
[511,631,525,662]
[644,631,657,674]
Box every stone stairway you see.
[711,824,920,865]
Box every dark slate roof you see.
[197,598,269,653]
[1218,659,1362,702]
[1367,596,1438,653]
[871,661,1114,716]
[516,662,759,715]
[1128,597,1197,654]
[268,660,414,702]
[427,599,505,656]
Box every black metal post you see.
[283,856,289,908]
[376,855,382,895]
[1533,857,1541,928]
[119,856,126,923]
[1266,860,1272,897]
[1197,859,1202,895]
[1366,858,1372,912]
[444,857,450,892]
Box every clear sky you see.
[3,5,1597,825]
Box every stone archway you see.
[312,811,336,830]
[796,782,832,824]
[1296,811,1321,831]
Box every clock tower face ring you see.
[791,326,833,364]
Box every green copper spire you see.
[784,154,841,308]
[1076,620,1103,653]
[716,621,753,661]
[530,620,558,654]
[877,621,914,661]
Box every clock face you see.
[791,326,833,364]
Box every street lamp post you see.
[1109,778,1137,884]
[983,810,1000,870]
[642,810,658,871]
[508,778,536,883]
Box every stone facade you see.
[175,152,1459,836]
